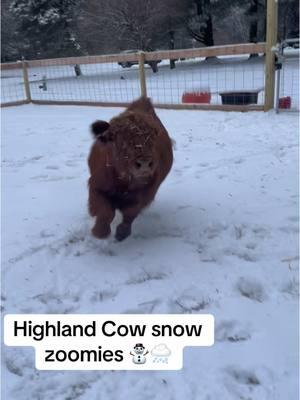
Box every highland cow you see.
[88,97,173,241]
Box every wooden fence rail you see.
[1,42,271,112]
[1,43,266,69]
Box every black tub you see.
[219,91,259,105]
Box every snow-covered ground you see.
[2,104,299,400]
[1,54,299,109]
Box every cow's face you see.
[114,139,158,186]
[91,115,158,185]
[125,145,157,184]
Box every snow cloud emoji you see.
[151,344,171,364]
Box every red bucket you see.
[279,96,291,109]
[182,91,211,104]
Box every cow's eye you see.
[148,161,153,167]
[135,161,141,169]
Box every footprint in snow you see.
[224,248,257,262]
[236,276,267,302]
[288,216,298,223]
[65,160,77,167]
[245,242,257,250]
[223,366,276,400]
[126,271,168,285]
[281,277,299,298]
[31,155,43,161]
[226,367,260,385]
[30,174,48,180]
[233,158,244,165]
[45,165,59,170]
[204,223,228,239]
[177,205,192,210]
[40,229,55,239]
[170,288,212,313]
[279,225,299,234]
[4,348,30,377]
[123,299,161,314]
[1,294,6,312]
[90,289,118,303]
[23,291,81,314]
[252,226,269,239]
[236,251,257,262]
[215,320,251,342]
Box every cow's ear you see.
[91,120,111,142]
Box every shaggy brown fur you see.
[88,97,173,241]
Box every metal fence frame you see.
[274,39,299,113]
[1,43,269,111]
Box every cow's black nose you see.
[135,159,152,170]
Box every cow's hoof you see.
[115,223,131,241]
[92,223,111,239]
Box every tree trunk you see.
[169,30,176,69]
[203,1,215,60]
[249,0,259,58]
[204,13,214,47]
[74,64,82,76]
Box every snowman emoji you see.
[130,343,149,365]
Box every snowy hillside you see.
[2,104,299,399]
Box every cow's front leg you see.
[116,205,141,241]
[92,212,115,239]
[89,186,115,239]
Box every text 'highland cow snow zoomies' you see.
[88,97,173,241]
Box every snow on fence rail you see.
[0,43,281,112]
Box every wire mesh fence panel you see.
[1,44,272,110]
[1,64,27,104]
[278,50,299,112]
[146,54,265,107]
[27,58,141,103]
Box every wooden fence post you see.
[138,52,147,97]
[264,0,278,111]
[22,60,32,102]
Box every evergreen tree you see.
[1,0,19,61]
[2,0,299,61]
[10,0,81,59]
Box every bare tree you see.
[156,0,188,68]
[186,0,215,47]
[219,5,249,43]
[278,0,299,41]
[79,0,166,53]
[77,0,114,54]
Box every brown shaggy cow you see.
[88,97,173,241]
